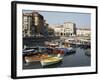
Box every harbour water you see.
[23,47,91,69]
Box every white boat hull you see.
[40,57,62,67]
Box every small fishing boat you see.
[40,54,63,67]
[56,47,76,56]
[24,54,49,63]
[23,49,35,54]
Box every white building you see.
[63,22,76,36]
[49,22,76,37]
[76,28,91,37]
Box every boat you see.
[57,41,76,54]
[45,41,59,48]
[24,54,49,63]
[40,54,63,67]
[55,48,68,56]
[56,47,76,56]
[67,47,76,53]
[23,49,35,53]
[23,49,36,59]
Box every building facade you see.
[49,22,76,37]
[48,24,61,36]
[32,12,44,36]
[76,28,91,37]
[63,22,76,36]
[42,20,49,37]
[22,13,33,37]
[22,11,45,37]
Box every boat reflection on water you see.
[43,61,63,68]
[23,60,63,69]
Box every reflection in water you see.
[43,61,63,68]
[84,49,91,57]
[23,48,91,69]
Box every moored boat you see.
[24,54,49,63]
[40,54,63,67]
[56,47,76,56]
[67,47,76,53]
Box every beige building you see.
[32,12,44,35]
[76,28,91,37]
[42,21,49,36]
[22,11,45,37]
[22,13,33,37]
